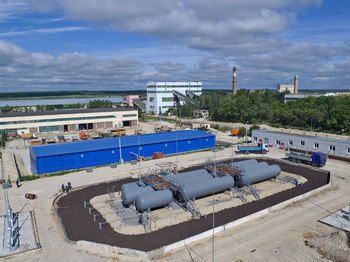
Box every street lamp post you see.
[231,126,234,167]
[118,134,123,164]
[138,134,141,183]
[212,148,218,262]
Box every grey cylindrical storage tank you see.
[165,169,208,184]
[233,159,258,168]
[179,175,234,201]
[121,182,154,206]
[136,189,173,213]
[241,164,281,186]
[239,162,268,172]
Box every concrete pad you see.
[90,171,307,235]
[319,205,350,232]
[0,211,40,258]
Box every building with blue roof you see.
[29,130,216,174]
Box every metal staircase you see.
[231,187,247,203]
[170,180,200,218]
[242,174,260,200]
[107,186,116,200]
[139,213,152,232]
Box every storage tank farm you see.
[121,159,281,215]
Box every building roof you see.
[254,129,350,145]
[147,81,202,87]
[0,97,126,107]
[30,130,215,157]
[0,107,137,118]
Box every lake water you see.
[0,97,125,107]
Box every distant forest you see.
[171,89,350,135]
[1,89,350,135]
[0,90,146,100]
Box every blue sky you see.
[0,0,349,91]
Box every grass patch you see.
[20,168,83,181]
[212,124,232,132]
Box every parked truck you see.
[286,151,326,167]
[111,128,126,136]
[230,128,240,136]
[154,125,171,133]
[238,143,269,154]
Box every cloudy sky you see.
[0,0,349,91]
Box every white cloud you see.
[0,0,27,21]
[0,26,90,37]
[2,0,349,91]
[0,39,349,91]
[29,0,322,55]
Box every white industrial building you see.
[276,84,294,93]
[146,82,202,114]
[252,129,350,157]
[0,108,138,135]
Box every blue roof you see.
[30,130,215,157]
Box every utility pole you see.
[138,134,141,183]
[231,126,234,167]
[212,148,218,262]
[310,117,313,133]
[176,132,178,174]
[1,154,19,252]
[118,134,123,164]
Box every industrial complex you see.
[0,107,138,135]
[276,75,298,94]
[0,75,349,261]
[146,81,202,114]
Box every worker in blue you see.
[66,181,72,192]
[16,178,22,188]
[294,179,298,186]
[61,184,66,192]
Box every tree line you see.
[170,89,350,135]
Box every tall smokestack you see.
[232,66,237,95]
[294,75,298,94]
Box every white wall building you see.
[146,82,202,114]
[276,84,294,93]
[0,108,138,135]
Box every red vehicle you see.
[279,142,285,150]
[79,132,88,140]
[230,129,240,136]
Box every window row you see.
[273,139,350,154]
[0,115,117,125]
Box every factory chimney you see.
[294,75,298,94]
[232,67,237,95]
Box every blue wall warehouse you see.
[29,130,216,174]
